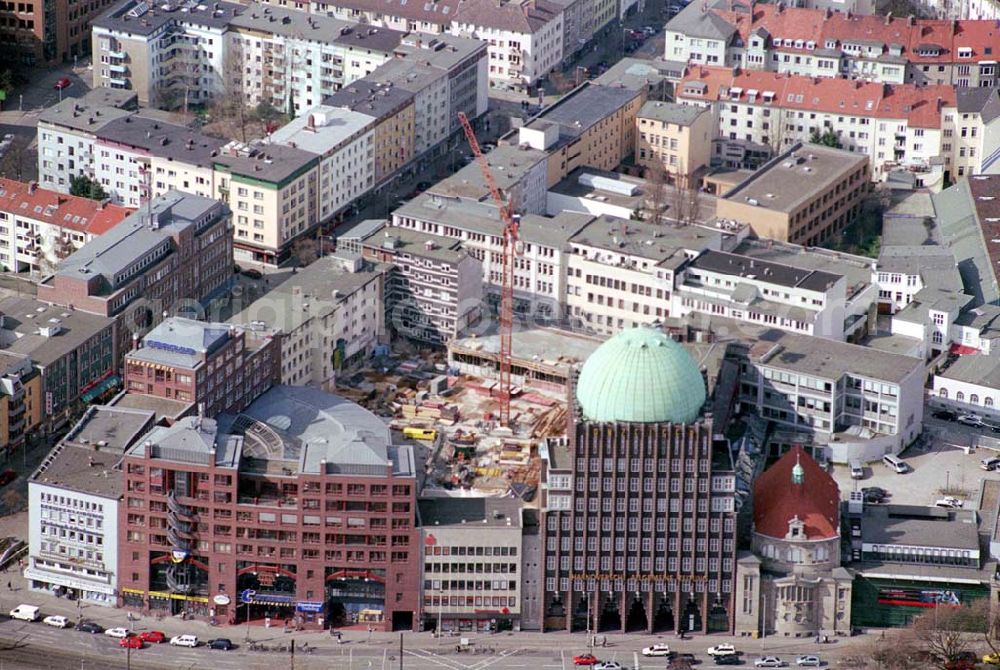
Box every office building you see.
[124,317,280,417]
[26,406,156,606]
[117,385,420,629]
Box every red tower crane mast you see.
[457,111,519,427]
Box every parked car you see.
[241,268,263,280]
[957,413,983,426]
[104,627,130,639]
[53,77,71,90]
[207,638,233,651]
[42,615,70,628]
[642,644,671,656]
[573,654,598,666]
[754,658,785,668]
[668,653,699,667]
[932,410,958,421]
[716,655,742,666]
[139,630,165,643]
[594,663,622,670]
[935,496,964,508]
[76,621,103,634]
[795,656,821,667]
[120,636,143,649]
[0,470,17,486]
[9,605,40,621]
[709,644,737,656]
[983,651,1000,664]
[982,457,1000,471]
[170,634,198,648]
[862,486,889,503]
[849,460,865,479]
[945,654,976,670]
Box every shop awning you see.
[248,594,295,606]
[950,344,979,356]
[81,375,121,403]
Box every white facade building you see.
[26,406,156,606]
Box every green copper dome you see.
[576,327,706,424]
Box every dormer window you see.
[959,47,973,58]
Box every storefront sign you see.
[296,601,324,613]
[877,587,960,608]
[213,594,231,606]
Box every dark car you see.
[415,181,432,192]
[0,470,17,486]
[54,77,72,90]
[76,621,103,634]
[241,269,263,280]
[932,410,958,421]
[862,486,889,503]
[716,654,742,666]
[207,638,233,651]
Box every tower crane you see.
[457,112,519,427]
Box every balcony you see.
[109,78,128,87]
[108,50,126,59]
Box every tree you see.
[644,160,669,224]
[69,175,108,201]
[0,139,27,181]
[810,128,843,149]
[38,231,76,275]
[670,178,701,226]
[293,237,318,267]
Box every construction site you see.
[331,326,607,505]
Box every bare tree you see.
[293,237,318,267]
[0,140,27,181]
[644,160,668,224]
[670,177,701,226]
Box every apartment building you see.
[212,142,319,265]
[0,178,132,273]
[36,88,138,193]
[665,2,1000,89]
[269,107,374,224]
[228,252,386,388]
[360,225,482,344]
[118,385,420,629]
[424,144,550,215]
[714,143,869,245]
[737,330,925,463]
[124,317,280,417]
[0,352,40,457]
[888,287,971,359]
[511,82,643,186]
[635,101,713,185]
[35,191,233,362]
[449,0,564,91]
[1,0,119,65]
[26,406,156,606]
[91,0,240,108]
[91,115,226,207]
[418,498,524,633]
[548,0,613,64]
[946,87,1000,178]
[306,0,461,35]
[0,296,117,430]
[564,216,722,336]
[324,83,416,185]
[877,215,964,314]
[677,67,952,182]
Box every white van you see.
[9,605,40,621]
[882,454,909,474]
[849,460,865,479]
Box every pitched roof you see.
[753,445,839,541]
[454,0,561,33]
[679,66,955,128]
[0,178,132,236]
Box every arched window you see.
[972,394,980,404]
[987,398,995,408]
[957,391,965,402]
[940,388,949,399]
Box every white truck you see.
[9,605,40,621]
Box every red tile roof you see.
[705,3,1000,64]
[679,66,955,128]
[0,179,132,236]
[752,445,839,541]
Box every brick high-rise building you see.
[36,191,233,366]
[540,327,739,634]
[118,385,420,630]
[123,317,279,417]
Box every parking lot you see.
[828,412,996,508]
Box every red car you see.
[119,636,143,649]
[0,470,16,486]
[573,655,599,666]
[138,631,165,644]
[54,77,71,90]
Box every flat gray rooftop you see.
[691,249,842,293]
[939,353,1000,389]
[38,89,135,132]
[862,504,980,551]
[96,115,226,167]
[363,226,467,264]
[750,328,922,383]
[450,327,602,373]
[549,167,648,211]
[31,406,157,496]
[94,0,242,36]
[325,81,414,120]
[394,33,485,70]
[723,143,868,214]
[0,297,113,368]
[569,214,720,263]
[229,2,353,38]
[638,100,708,126]
[426,145,547,201]
[418,497,523,528]
[128,317,230,369]
[525,84,639,142]
[214,143,318,185]
[735,239,874,299]
[129,416,242,469]
[109,391,193,422]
